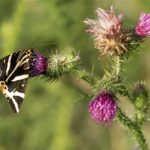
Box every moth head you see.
[0,81,7,92]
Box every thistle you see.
[82,5,150,150]
[29,49,80,81]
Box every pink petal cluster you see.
[135,13,150,37]
[84,6,123,38]
[84,6,131,56]
[89,91,117,124]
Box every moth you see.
[0,49,33,113]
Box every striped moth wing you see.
[0,49,33,113]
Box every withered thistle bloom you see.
[84,6,132,56]
[89,91,117,124]
[135,13,150,37]
[29,51,48,77]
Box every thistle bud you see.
[133,82,148,110]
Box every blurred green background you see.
[0,0,150,150]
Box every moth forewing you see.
[0,49,33,113]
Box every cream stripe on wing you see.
[6,51,30,82]
[3,89,20,113]
[6,54,12,75]
[10,97,19,113]
[11,74,29,82]
[13,91,25,98]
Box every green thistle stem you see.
[115,57,149,150]
[117,108,149,150]
[113,56,121,78]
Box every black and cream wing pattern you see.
[0,49,33,113]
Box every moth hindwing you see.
[0,49,33,113]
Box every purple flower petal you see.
[135,13,150,37]
[29,51,48,77]
[89,91,117,124]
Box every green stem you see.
[117,108,149,150]
[113,57,149,149]
[114,56,121,78]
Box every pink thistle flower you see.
[89,91,117,124]
[135,13,150,37]
[84,6,132,56]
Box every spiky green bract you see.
[43,49,80,82]
[78,56,129,97]
[93,56,129,97]
[123,32,143,59]
[94,73,127,96]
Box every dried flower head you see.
[135,13,150,37]
[84,6,132,56]
[29,51,48,77]
[89,91,117,124]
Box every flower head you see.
[29,51,48,77]
[84,6,132,56]
[135,13,150,37]
[89,91,117,124]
